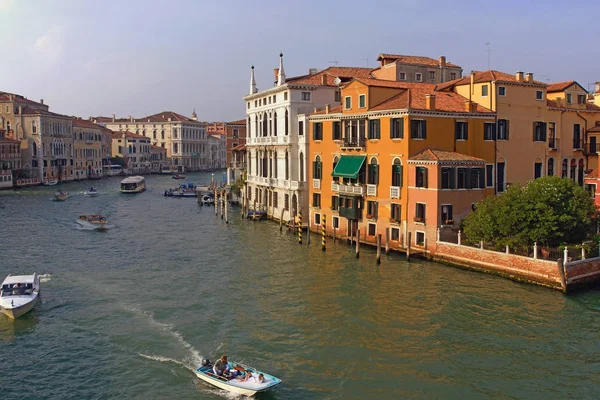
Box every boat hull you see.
[194,371,260,397]
[194,363,281,397]
[54,194,68,201]
[1,294,39,319]
[76,219,107,230]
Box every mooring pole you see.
[225,193,229,224]
[355,229,360,258]
[298,210,302,244]
[385,228,390,254]
[376,234,382,264]
[406,232,412,262]
[322,214,326,251]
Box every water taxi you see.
[84,187,99,196]
[120,176,146,193]
[164,183,197,198]
[43,179,58,186]
[0,273,41,319]
[54,190,68,201]
[77,214,108,230]
[172,174,186,180]
[103,164,124,177]
[194,359,281,397]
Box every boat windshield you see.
[121,183,139,190]
[1,283,33,296]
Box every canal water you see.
[1,172,599,399]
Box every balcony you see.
[313,179,321,190]
[573,138,583,151]
[339,206,361,220]
[548,137,559,150]
[366,184,377,197]
[390,186,400,199]
[291,181,304,190]
[584,143,600,155]
[341,136,366,150]
[229,162,246,169]
[336,183,365,196]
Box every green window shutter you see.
[450,167,456,189]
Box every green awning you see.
[332,155,366,179]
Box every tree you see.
[463,176,596,248]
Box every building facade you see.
[72,118,105,179]
[150,145,168,173]
[208,134,226,169]
[111,131,151,173]
[371,54,463,84]
[96,111,207,171]
[0,128,21,189]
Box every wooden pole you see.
[322,214,326,251]
[221,192,224,220]
[253,199,257,221]
[279,208,284,232]
[215,192,218,216]
[298,210,302,244]
[376,234,381,264]
[406,232,411,262]
[385,228,390,254]
[307,210,311,245]
[333,223,336,244]
[355,229,360,258]
[350,220,354,245]
[225,192,229,224]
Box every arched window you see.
[313,155,322,180]
[285,110,289,135]
[273,112,278,136]
[153,130,157,139]
[32,120,37,134]
[578,159,584,186]
[285,152,289,180]
[333,156,340,182]
[570,159,576,180]
[6,121,10,132]
[368,157,379,185]
[173,128,178,138]
[262,114,267,137]
[247,117,251,138]
[299,152,304,182]
[562,158,568,178]
[273,151,278,178]
[32,142,37,157]
[392,158,403,186]
[547,157,554,177]
[161,130,165,139]
[255,116,258,138]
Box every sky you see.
[0,0,599,122]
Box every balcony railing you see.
[390,186,400,199]
[548,137,559,150]
[336,183,365,196]
[573,138,583,150]
[366,184,377,197]
[331,181,339,192]
[584,143,600,155]
[229,162,246,169]
[341,136,366,149]
[291,181,304,190]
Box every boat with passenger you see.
[194,358,282,397]
[77,214,108,230]
[120,176,146,193]
[0,273,41,319]
[164,183,197,198]
[84,187,99,196]
[103,164,124,177]
[54,190,68,201]
[43,179,58,186]
[172,174,187,180]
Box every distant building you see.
[72,118,105,179]
[150,144,168,173]
[225,119,246,185]
[0,128,21,189]
[111,131,151,174]
[371,53,462,83]
[206,121,226,135]
[208,134,226,169]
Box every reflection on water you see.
[1,172,600,399]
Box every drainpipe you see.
[493,81,498,194]
[576,111,588,173]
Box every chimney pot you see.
[439,56,446,67]
[325,104,330,114]
[525,72,534,82]
[516,71,524,82]
[425,94,436,110]
[313,108,318,113]
[595,81,600,93]
[320,74,327,85]
[40,99,44,105]
[465,100,476,113]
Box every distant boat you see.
[103,165,123,177]
[172,174,186,180]
[77,214,108,230]
[44,179,58,186]
[54,190,68,201]
[0,273,41,319]
[84,187,99,196]
[120,176,146,194]
[194,360,282,397]
[164,183,197,198]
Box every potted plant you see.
[390,217,398,223]
[366,214,373,219]
[414,216,423,222]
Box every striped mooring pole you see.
[321,214,326,251]
[298,210,302,245]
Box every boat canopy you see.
[3,275,35,285]
[331,155,366,179]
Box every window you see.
[312,156,322,180]
[455,121,468,140]
[415,203,426,223]
[486,164,494,187]
[416,166,428,188]
[536,90,544,100]
[498,86,506,96]
[302,92,311,101]
[441,205,453,225]
[366,223,376,236]
[391,227,400,241]
[482,85,489,97]
[578,159,585,186]
[428,71,435,80]
[399,72,406,80]
[298,121,304,136]
[547,158,554,176]
[561,158,568,178]
[331,195,339,211]
[392,160,403,187]
[450,72,456,80]
[333,216,339,229]
[330,121,341,140]
[314,213,321,225]
[359,94,366,108]
[273,192,278,208]
[573,124,581,149]
[332,156,339,182]
[578,94,586,105]
[484,122,496,140]
[470,167,485,189]
[441,167,456,189]
[534,162,543,179]
[32,121,37,134]
[312,122,323,140]
[566,93,572,104]
[366,201,378,219]
[334,91,340,102]
[368,119,380,139]
[344,96,351,110]
[497,161,506,192]
[570,159,576,180]
[391,118,404,139]
[367,158,378,185]
[391,203,401,222]
[457,167,468,189]
[533,122,547,142]
[497,119,509,140]
[312,193,321,208]
[284,92,288,101]
[284,194,289,210]
[416,73,422,82]
[5,105,8,113]
[411,120,426,139]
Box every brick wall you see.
[434,242,563,290]
[565,258,600,291]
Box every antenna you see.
[360,58,369,68]
[538,74,552,83]
[328,60,339,66]
[484,42,495,70]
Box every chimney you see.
[325,104,330,114]
[321,74,327,85]
[438,56,446,67]
[464,100,476,113]
[595,81,600,93]
[309,68,318,75]
[40,99,44,105]
[425,94,436,110]
[18,105,22,115]
[112,114,115,122]
[470,72,475,98]
[273,68,279,86]
[129,116,133,122]
[516,71,524,82]
[525,72,534,83]
[313,108,318,113]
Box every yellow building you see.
[72,118,104,179]
[111,131,151,174]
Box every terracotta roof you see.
[588,124,600,133]
[111,131,149,140]
[586,168,600,179]
[20,106,71,119]
[547,99,600,111]
[311,105,343,115]
[150,144,166,150]
[286,66,375,86]
[72,118,103,129]
[95,111,200,124]
[409,148,485,163]
[0,92,47,108]
[230,143,246,151]
[546,81,577,93]
[226,119,246,125]
[436,70,545,90]
[376,53,461,68]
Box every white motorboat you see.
[84,187,99,196]
[54,190,68,201]
[195,359,282,397]
[44,179,58,186]
[120,176,146,193]
[0,274,41,319]
[199,194,215,205]
[77,214,108,230]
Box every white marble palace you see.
[243,54,374,222]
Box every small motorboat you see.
[84,187,99,196]
[195,359,282,397]
[43,179,58,186]
[199,194,215,205]
[0,273,41,319]
[54,190,68,201]
[164,183,197,198]
[172,174,186,180]
[77,214,108,230]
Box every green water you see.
[1,172,599,399]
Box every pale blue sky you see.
[0,0,598,121]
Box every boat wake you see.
[39,274,52,283]
[137,353,193,371]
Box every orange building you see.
[307,78,496,251]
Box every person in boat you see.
[258,373,265,383]
[213,355,231,377]
[236,371,253,382]
[12,283,22,295]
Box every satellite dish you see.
[333,77,341,85]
